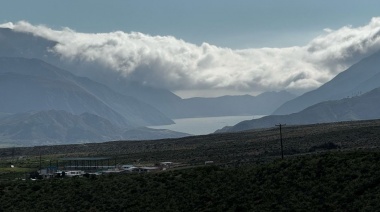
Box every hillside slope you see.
[0,110,189,146]
[218,87,380,132]
[0,110,123,146]
[0,57,173,127]
[274,50,380,115]
[0,28,185,118]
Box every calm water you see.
[149,115,265,135]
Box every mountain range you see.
[160,91,296,118]
[217,87,380,132]
[218,50,380,133]
[0,28,297,146]
[273,50,380,115]
[0,57,173,127]
[0,28,296,119]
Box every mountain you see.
[217,87,380,133]
[0,57,173,127]
[170,91,296,118]
[105,80,184,118]
[0,28,296,118]
[0,28,57,59]
[0,110,189,147]
[0,28,185,117]
[0,110,122,146]
[274,50,380,115]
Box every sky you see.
[2,0,380,48]
[1,1,380,97]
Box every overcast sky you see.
[2,0,380,48]
[1,1,380,97]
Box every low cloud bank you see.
[2,18,380,95]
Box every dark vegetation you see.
[1,119,380,210]
[2,151,380,211]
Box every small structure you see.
[38,166,58,179]
[59,157,113,172]
[120,164,136,171]
[62,170,85,177]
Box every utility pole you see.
[275,124,286,159]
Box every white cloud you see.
[0,22,14,28]
[3,18,380,95]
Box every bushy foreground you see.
[1,151,380,211]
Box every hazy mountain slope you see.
[274,50,380,115]
[107,81,184,118]
[0,110,190,146]
[0,28,184,117]
[0,57,173,126]
[0,28,57,59]
[0,110,123,146]
[218,87,380,132]
[0,72,131,127]
[70,77,174,126]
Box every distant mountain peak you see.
[273,50,380,115]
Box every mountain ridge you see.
[273,50,380,115]
[173,91,296,118]
[217,87,380,133]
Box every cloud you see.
[3,18,380,95]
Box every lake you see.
[149,115,265,135]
